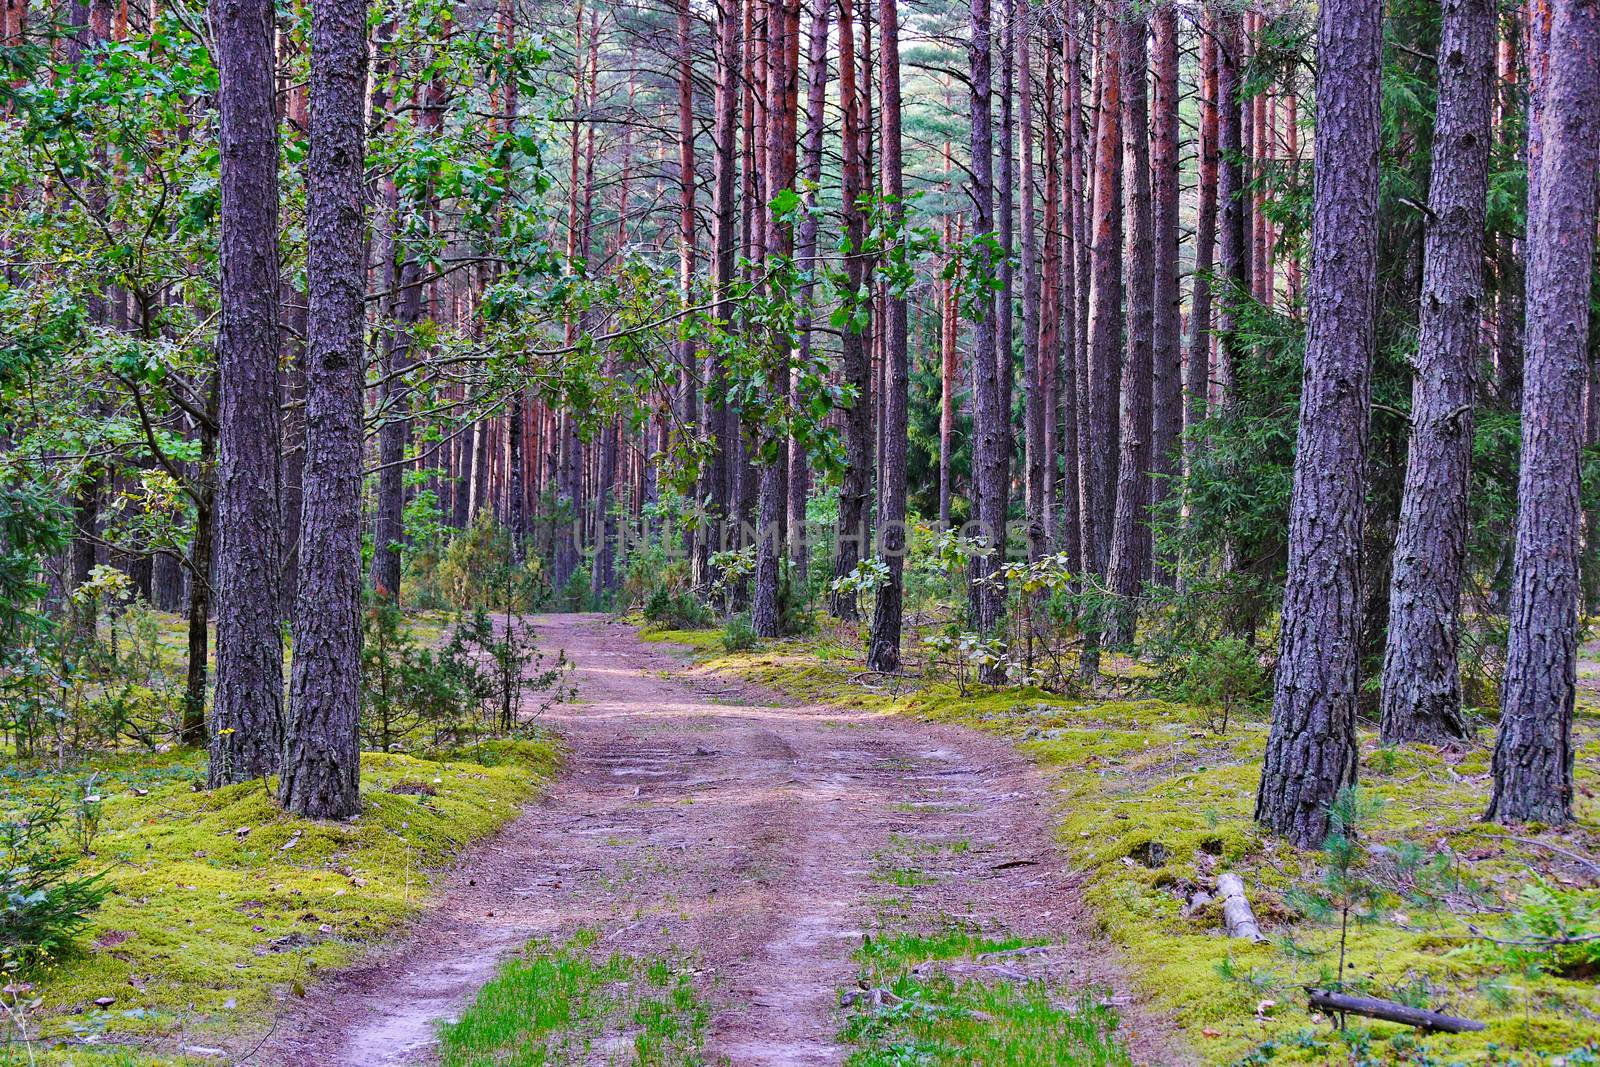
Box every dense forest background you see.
[1,0,1597,835]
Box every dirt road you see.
[257,614,1173,1065]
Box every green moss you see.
[3,741,560,1055]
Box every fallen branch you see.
[1217,873,1268,942]
[1510,835,1600,874]
[1305,988,1485,1034]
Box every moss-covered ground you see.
[1,611,560,1066]
[646,621,1600,1066]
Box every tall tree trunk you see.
[1215,7,1248,399]
[209,0,284,784]
[965,0,1006,673]
[752,0,797,638]
[1186,8,1218,464]
[1149,4,1180,583]
[1104,4,1152,648]
[698,0,741,589]
[1488,0,1600,825]
[831,0,870,622]
[1379,0,1493,745]
[1084,17,1121,577]
[866,0,905,672]
[1256,0,1382,848]
[790,0,828,588]
[1020,7,1045,566]
[282,0,369,819]
[181,406,217,748]
[677,0,700,565]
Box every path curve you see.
[254,613,1180,1066]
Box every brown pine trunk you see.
[1215,7,1248,398]
[1257,0,1383,848]
[865,0,905,672]
[966,0,1006,671]
[789,0,828,587]
[1379,0,1494,745]
[1104,4,1152,648]
[830,0,871,622]
[1488,0,1600,825]
[1019,6,1045,565]
[210,0,285,783]
[1186,8,1218,463]
[1149,4,1180,583]
[1084,17,1121,577]
[282,0,369,819]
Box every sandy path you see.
[254,613,1177,1066]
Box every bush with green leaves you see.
[642,586,712,630]
[0,801,108,974]
[1485,882,1600,981]
[1168,636,1270,734]
[722,613,758,652]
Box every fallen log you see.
[1216,873,1268,942]
[1305,988,1486,1034]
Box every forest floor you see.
[252,613,1167,1066]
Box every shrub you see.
[0,801,108,973]
[643,586,712,630]
[722,613,758,652]
[1168,635,1269,734]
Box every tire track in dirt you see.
[253,614,1180,1066]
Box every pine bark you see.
[966,0,1007,660]
[1019,7,1045,565]
[865,0,905,672]
[209,0,284,784]
[1186,9,1218,458]
[1215,8,1247,398]
[1084,18,1121,576]
[1488,0,1600,825]
[1257,0,1382,848]
[1149,4,1181,578]
[282,0,369,819]
[1104,4,1151,648]
[1379,0,1494,746]
[830,0,870,621]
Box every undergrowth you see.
[437,928,708,1066]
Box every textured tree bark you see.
[1186,8,1218,465]
[1149,4,1181,584]
[830,0,870,622]
[866,0,905,673]
[697,0,740,590]
[789,0,828,588]
[1215,7,1247,399]
[1256,0,1382,848]
[1060,9,1083,566]
[1488,0,1600,826]
[1104,4,1152,649]
[752,0,799,638]
[1084,18,1122,577]
[282,0,368,819]
[1019,6,1045,567]
[1379,0,1493,746]
[966,0,1007,668]
[209,0,284,785]
[181,405,217,749]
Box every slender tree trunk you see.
[1149,4,1180,582]
[1085,18,1121,577]
[1256,0,1382,848]
[1019,7,1045,566]
[698,0,740,589]
[1488,0,1600,825]
[831,0,871,621]
[1215,7,1248,399]
[1104,4,1152,648]
[966,0,1006,673]
[1379,0,1493,745]
[1186,8,1218,464]
[866,0,905,672]
[181,406,217,748]
[282,0,369,819]
[789,0,829,590]
[209,0,284,784]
